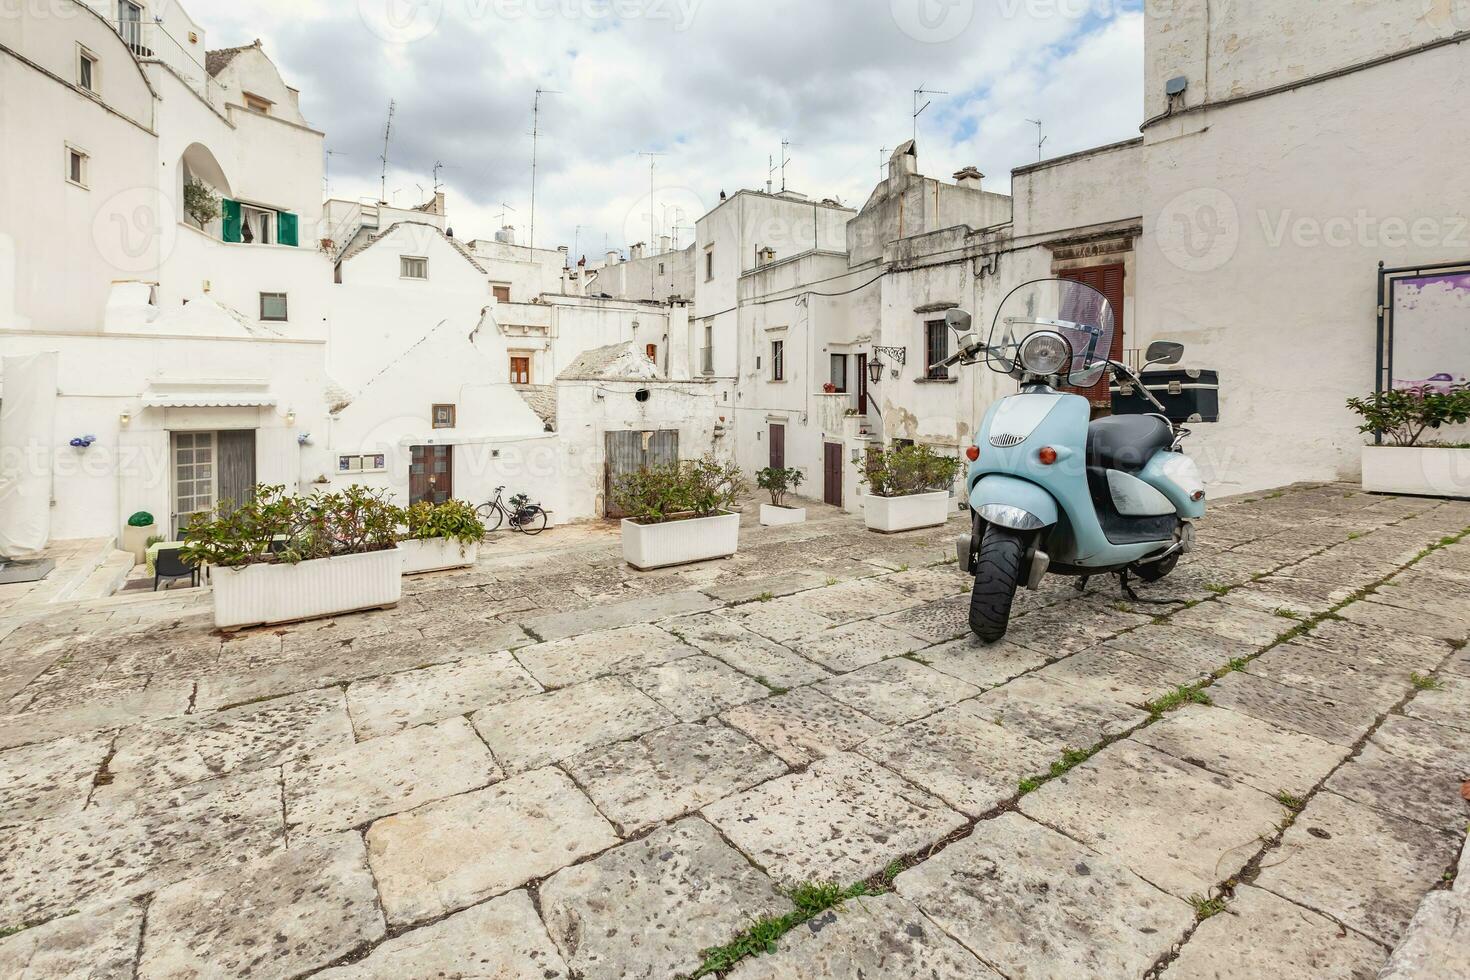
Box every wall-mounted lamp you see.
[285,411,297,427]
[869,346,906,383]
[118,412,132,427]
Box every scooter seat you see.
[1087,415,1173,473]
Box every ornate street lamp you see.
[868,346,906,383]
[867,355,885,386]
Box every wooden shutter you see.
[278,212,299,247]
[221,199,242,243]
[1057,264,1125,407]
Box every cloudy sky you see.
[190,0,1144,258]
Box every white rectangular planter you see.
[863,491,952,533]
[210,548,404,630]
[759,503,806,527]
[398,537,480,575]
[622,512,740,570]
[1362,446,1470,498]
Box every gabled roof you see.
[338,221,487,274]
[205,41,261,77]
[557,342,663,382]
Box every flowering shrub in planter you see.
[398,500,483,574]
[858,444,962,532]
[1348,384,1470,498]
[613,455,747,569]
[182,485,402,629]
[757,466,806,526]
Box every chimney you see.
[433,190,446,215]
[494,225,516,245]
[659,235,671,254]
[606,249,621,265]
[889,140,918,180]
[953,166,985,191]
[757,246,776,267]
[629,242,645,260]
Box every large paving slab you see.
[1166,884,1388,980]
[564,720,787,834]
[919,635,1051,689]
[1206,670,1387,746]
[137,833,383,979]
[964,673,1147,750]
[896,812,1193,978]
[540,818,790,980]
[703,752,966,887]
[815,657,981,726]
[313,890,570,979]
[513,622,697,688]
[625,654,770,720]
[663,612,831,688]
[720,687,887,767]
[719,595,839,643]
[0,730,110,822]
[0,900,143,979]
[1378,886,1470,980]
[1254,790,1460,946]
[283,716,501,837]
[727,893,999,980]
[365,766,618,926]
[790,619,930,673]
[1019,741,1287,899]
[518,590,718,642]
[1324,738,1470,833]
[469,675,676,773]
[1402,675,1470,732]
[344,650,542,739]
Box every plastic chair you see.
[153,547,199,590]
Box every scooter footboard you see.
[969,475,1059,531]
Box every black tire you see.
[477,503,503,534]
[1133,553,1179,582]
[517,506,549,535]
[970,525,1027,643]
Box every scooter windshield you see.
[986,279,1115,388]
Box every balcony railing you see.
[700,347,714,375]
[111,18,153,58]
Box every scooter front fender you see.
[969,475,1059,532]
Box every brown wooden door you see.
[410,445,453,505]
[769,423,785,470]
[856,354,869,414]
[603,429,679,517]
[1057,264,1125,408]
[823,442,843,507]
[510,356,531,385]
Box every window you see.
[492,284,511,302]
[400,256,428,279]
[243,92,272,115]
[259,292,288,322]
[658,263,666,275]
[770,340,785,381]
[704,247,714,281]
[830,354,848,392]
[645,343,658,363]
[432,404,456,429]
[116,1,143,53]
[65,146,88,187]
[925,320,950,380]
[509,355,531,384]
[78,46,98,92]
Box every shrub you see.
[612,454,748,524]
[181,484,398,569]
[756,466,804,507]
[859,443,962,498]
[183,178,221,227]
[1347,383,1470,447]
[127,511,155,527]
[400,499,483,549]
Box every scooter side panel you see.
[1138,452,1207,520]
[970,475,1060,529]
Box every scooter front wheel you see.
[970,525,1027,643]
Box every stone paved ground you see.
[1,483,1467,979]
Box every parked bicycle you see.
[476,486,550,535]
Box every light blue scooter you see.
[937,279,1207,642]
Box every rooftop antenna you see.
[913,85,947,144]
[432,160,448,192]
[639,150,664,248]
[529,87,561,251]
[496,202,517,227]
[324,149,351,197]
[378,99,395,204]
[572,224,581,264]
[1026,118,1048,162]
[780,139,794,192]
[879,145,888,182]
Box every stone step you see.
[63,549,137,602]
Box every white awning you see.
[142,379,276,408]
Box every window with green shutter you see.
[221,198,242,243]
[278,212,298,247]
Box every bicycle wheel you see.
[518,507,549,535]
[476,502,503,534]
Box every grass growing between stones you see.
[1018,745,1100,795]
[692,879,883,977]
[1275,790,1305,812]
[1410,672,1444,692]
[1144,684,1213,720]
[1188,895,1228,920]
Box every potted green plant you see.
[183,177,221,230]
[181,485,402,630]
[858,443,962,532]
[122,510,157,565]
[398,499,483,574]
[756,466,806,526]
[1349,382,1470,497]
[612,454,747,570]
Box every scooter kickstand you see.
[1117,569,1141,602]
[1074,576,1090,594]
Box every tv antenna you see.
[1026,118,1048,162]
[378,99,396,204]
[780,139,795,192]
[324,148,351,196]
[913,85,947,144]
[432,160,450,192]
[766,142,791,195]
[529,87,561,251]
[496,202,517,227]
[639,150,664,247]
[878,145,888,182]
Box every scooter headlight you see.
[1018,332,1072,376]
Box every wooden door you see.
[410,445,453,505]
[856,354,869,414]
[171,431,216,538]
[603,429,679,517]
[510,356,531,385]
[1057,264,1125,408]
[216,430,257,511]
[823,442,843,508]
[769,423,785,470]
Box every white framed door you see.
[172,431,217,538]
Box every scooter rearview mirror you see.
[1145,341,1184,366]
[945,309,972,335]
